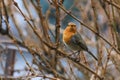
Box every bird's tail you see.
[87,50,98,61]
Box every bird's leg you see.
[75,51,80,56]
[75,51,81,62]
[68,50,77,57]
[67,51,81,62]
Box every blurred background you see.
[0,0,120,80]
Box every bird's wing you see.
[70,32,88,51]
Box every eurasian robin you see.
[63,22,98,61]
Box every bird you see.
[63,22,98,61]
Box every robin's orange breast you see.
[63,31,74,44]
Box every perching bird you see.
[63,22,98,61]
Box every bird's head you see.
[65,22,77,33]
[63,22,77,43]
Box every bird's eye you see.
[71,25,75,27]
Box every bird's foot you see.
[67,51,81,62]
[68,51,77,57]
[75,57,80,62]
[75,54,81,62]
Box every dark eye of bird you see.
[71,25,75,27]
[71,25,73,27]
